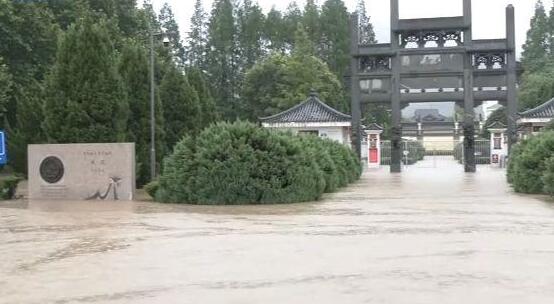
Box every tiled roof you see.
[486,121,506,129]
[519,98,554,119]
[260,91,351,124]
[365,123,384,131]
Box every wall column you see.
[463,0,476,172]
[506,5,518,153]
[350,13,362,158]
[390,0,402,173]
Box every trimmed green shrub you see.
[508,131,554,194]
[297,136,340,193]
[0,176,22,200]
[143,180,159,199]
[156,122,361,205]
[542,156,554,196]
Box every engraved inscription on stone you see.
[39,156,65,184]
[40,185,68,199]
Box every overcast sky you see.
[151,0,545,58]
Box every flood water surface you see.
[2,160,554,303]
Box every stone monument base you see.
[28,143,135,201]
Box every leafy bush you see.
[156,122,361,205]
[508,131,554,194]
[0,176,22,200]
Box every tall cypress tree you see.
[0,57,11,127]
[320,0,350,79]
[265,7,286,52]
[43,16,128,143]
[283,2,302,50]
[187,67,218,130]
[159,65,201,151]
[206,0,238,119]
[522,0,549,73]
[302,0,320,47]
[119,41,165,185]
[357,0,377,44]
[159,3,186,65]
[187,0,208,68]
[237,0,265,70]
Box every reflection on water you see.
[1,158,554,304]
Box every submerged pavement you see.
[1,157,554,304]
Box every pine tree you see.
[43,17,128,143]
[119,41,165,185]
[237,0,266,70]
[187,0,208,68]
[302,0,320,47]
[283,2,302,49]
[206,0,239,119]
[320,0,350,79]
[159,65,201,151]
[357,0,377,44]
[159,3,186,66]
[186,67,218,130]
[522,0,549,73]
[0,57,11,127]
[265,7,286,52]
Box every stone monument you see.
[28,143,135,201]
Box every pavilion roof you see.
[259,91,351,124]
[519,98,554,119]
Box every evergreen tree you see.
[302,0,320,47]
[159,3,186,65]
[357,0,377,44]
[283,2,303,49]
[237,0,266,70]
[186,67,218,130]
[0,57,11,127]
[320,0,350,79]
[522,1,549,73]
[119,41,165,185]
[159,65,201,151]
[242,25,345,120]
[187,0,208,68]
[265,7,286,52]
[43,17,128,143]
[206,0,239,119]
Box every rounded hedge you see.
[508,131,554,194]
[154,121,361,204]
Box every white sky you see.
[152,0,546,58]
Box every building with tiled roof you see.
[260,91,352,145]
[517,98,554,136]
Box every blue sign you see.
[0,130,7,165]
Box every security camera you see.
[163,37,170,47]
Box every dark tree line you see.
[0,0,377,184]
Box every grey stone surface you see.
[28,143,135,201]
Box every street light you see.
[149,28,167,181]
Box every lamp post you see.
[149,28,169,181]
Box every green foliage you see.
[522,1,549,74]
[242,33,345,120]
[542,156,554,196]
[43,16,128,143]
[187,0,208,68]
[0,57,12,125]
[519,66,554,110]
[159,65,201,151]
[156,122,361,205]
[320,0,350,78]
[0,176,22,200]
[186,67,218,130]
[508,131,554,194]
[482,107,507,138]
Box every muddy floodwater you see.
[2,158,554,303]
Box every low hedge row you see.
[507,131,554,195]
[151,121,361,205]
[0,176,22,200]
